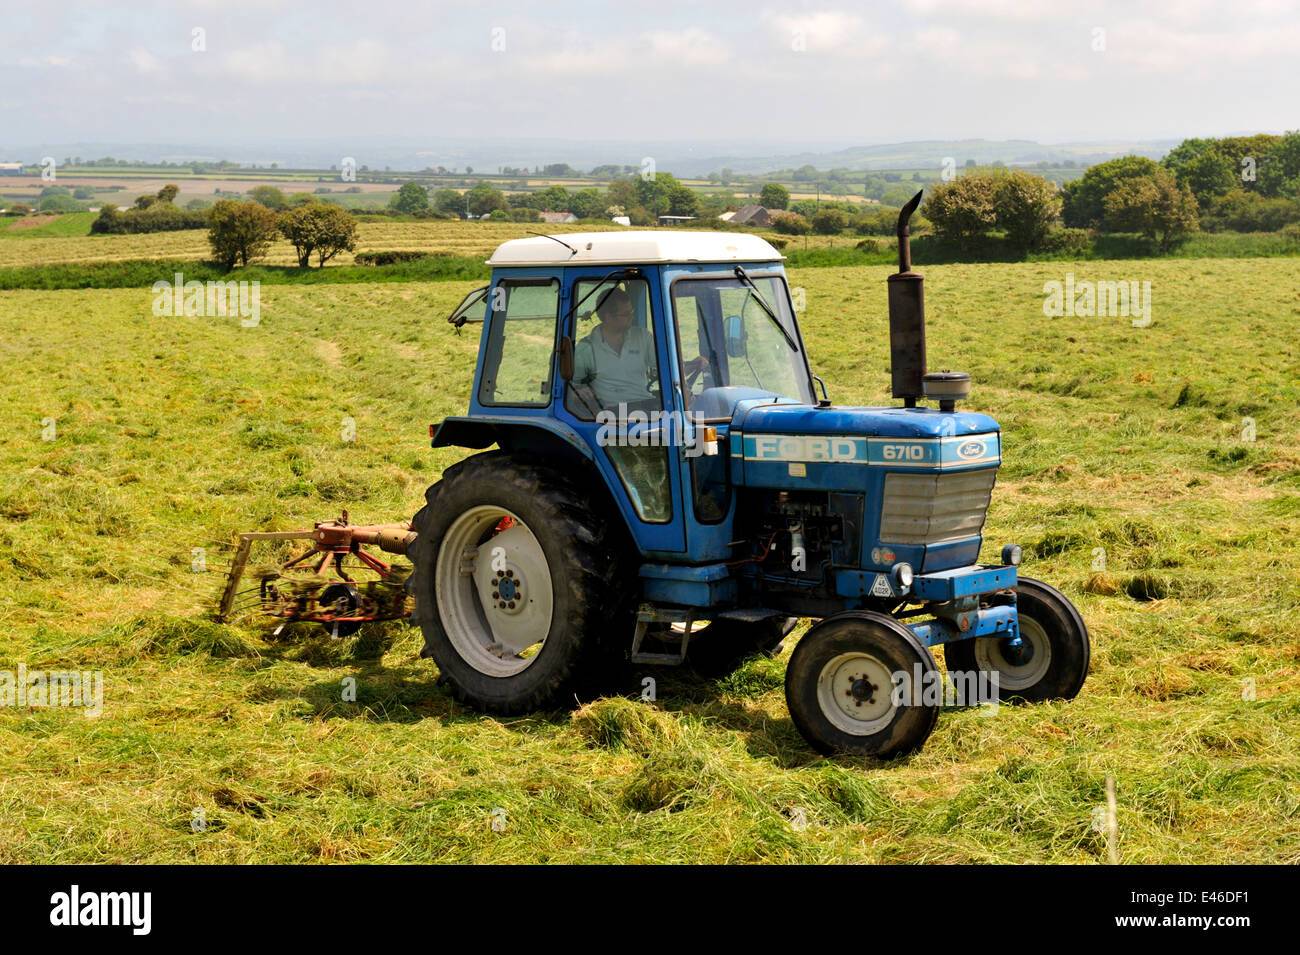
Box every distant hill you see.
[0,137,1181,178]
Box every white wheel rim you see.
[434,506,554,677]
[972,615,1052,690]
[816,652,898,735]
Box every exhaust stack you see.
[887,191,927,407]
[886,190,970,412]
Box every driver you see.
[573,287,707,410]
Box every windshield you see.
[672,274,813,415]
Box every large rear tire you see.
[408,451,629,714]
[943,577,1090,703]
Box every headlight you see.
[1001,543,1022,567]
[891,562,914,594]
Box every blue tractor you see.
[409,196,1089,757]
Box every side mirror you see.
[724,315,746,358]
[558,335,574,381]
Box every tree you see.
[432,189,464,216]
[568,188,605,219]
[156,183,180,204]
[464,183,507,217]
[1102,169,1200,251]
[636,171,686,216]
[607,179,638,210]
[249,185,287,211]
[1060,155,1159,228]
[208,199,279,269]
[923,175,998,248]
[1175,150,1237,207]
[668,184,700,217]
[994,170,1061,249]
[530,185,570,211]
[389,181,429,214]
[759,182,790,210]
[277,204,359,267]
[1258,130,1300,199]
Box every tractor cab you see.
[438,231,813,559]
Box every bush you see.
[1040,227,1091,254]
[995,169,1062,249]
[1281,223,1300,244]
[353,250,431,266]
[771,212,811,235]
[91,201,208,234]
[1202,189,1300,233]
[4,203,32,216]
[38,194,82,213]
[811,208,849,235]
[923,175,998,249]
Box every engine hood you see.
[729,401,1001,488]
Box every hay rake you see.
[217,511,417,637]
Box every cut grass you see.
[1,251,1298,863]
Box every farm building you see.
[727,204,775,227]
[0,162,25,176]
[539,211,578,224]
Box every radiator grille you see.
[878,469,997,546]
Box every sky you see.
[2,0,1297,155]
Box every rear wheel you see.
[408,452,629,713]
[785,611,939,758]
[943,577,1090,703]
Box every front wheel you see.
[785,611,940,758]
[943,577,1090,703]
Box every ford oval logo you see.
[958,440,985,459]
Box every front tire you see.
[408,451,628,714]
[785,611,940,758]
[943,577,1090,703]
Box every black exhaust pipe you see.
[888,191,926,407]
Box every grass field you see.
[1,242,1298,862]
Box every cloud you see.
[128,49,164,74]
[761,11,871,52]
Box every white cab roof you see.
[486,230,784,267]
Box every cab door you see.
[554,266,687,556]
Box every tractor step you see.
[629,605,696,666]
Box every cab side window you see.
[479,279,560,407]
[565,278,659,421]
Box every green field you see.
[1,229,1298,861]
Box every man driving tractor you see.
[573,286,708,410]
